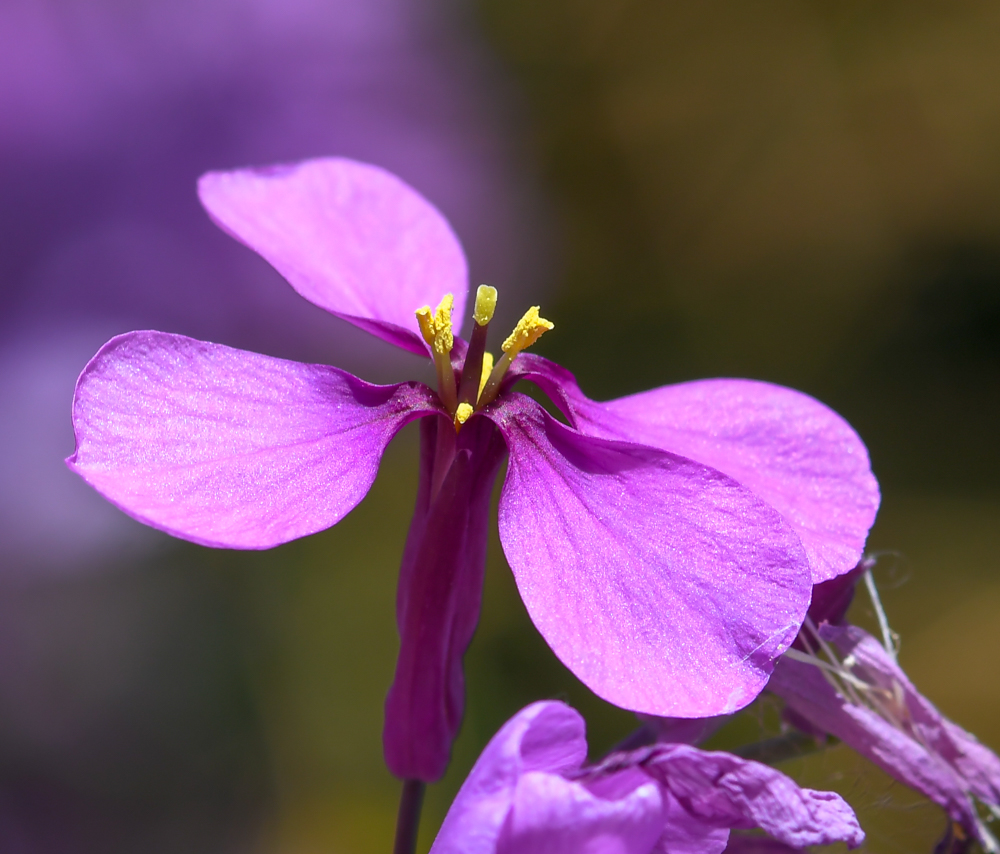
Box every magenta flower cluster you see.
[66,156,999,852]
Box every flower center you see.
[415,286,553,429]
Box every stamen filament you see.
[478,352,494,400]
[477,350,514,408]
[416,295,458,413]
[434,353,458,414]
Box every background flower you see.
[429,701,863,854]
[768,573,1000,853]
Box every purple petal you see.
[647,744,865,849]
[490,394,812,718]
[769,644,983,835]
[512,358,879,585]
[384,415,507,781]
[653,792,730,854]
[430,701,587,854]
[67,331,438,548]
[496,770,666,854]
[941,718,1000,809]
[198,158,469,355]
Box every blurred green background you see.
[5,2,1000,852]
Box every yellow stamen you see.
[478,306,554,408]
[416,306,435,347]
[431,294,454,355]
[420,289,555,415]
[454,402,474,429]
[473,285,498,326]
[502,306,553,358]
[415,295,456,355]
[415,294,457,412]
[478,352,494,400]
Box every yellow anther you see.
[431,293,454,355]
[473,285,498,326]
[478,352,494,400]
[502,306,553,357]
[415,294,455,355]
[415,306,435,347]
[454,402,474,428]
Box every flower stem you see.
[393,779,425,854]
[732,730,828,765]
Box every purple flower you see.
[769,571,1000,852]
[67,157,879,781]
[429,700,864,854]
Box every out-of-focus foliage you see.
[477,0,1000,491]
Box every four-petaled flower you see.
[428,700,864,854]
[67,157,879,781]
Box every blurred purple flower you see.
[428,700,864,854]
[1,0,548,573]
[67,158,878,781]
[770,570,1000,853]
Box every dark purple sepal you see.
[805,557,872,628]
[383,413,506,781]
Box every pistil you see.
[456,285,497,412]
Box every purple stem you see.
[393,779,425,854]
